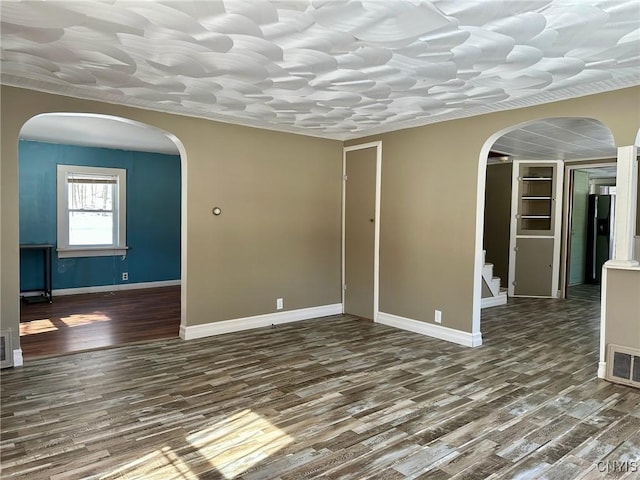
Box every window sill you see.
[57,246,129,258]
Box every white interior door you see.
[343,143,380,320]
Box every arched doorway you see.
[475,117,617,339]
[17,113,187,359]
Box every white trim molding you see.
[13,349,23,367]
[599,264,609,378]
[57,246,129,259]
[20,279,181,297]
[377,312,483,347]
[598,361,607,379]
[610,145,639,267]
[481,294,508,308]
[180,303,342,340]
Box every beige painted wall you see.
[605,268,640,351]
[1,86,343,352]
[2,85,639,356]
[348,87,640,332]
[483,163,512,283]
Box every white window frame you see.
[57,165,128,258]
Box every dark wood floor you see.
[2,285,639,479]
[19,286,180,359]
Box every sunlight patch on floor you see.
[99,410,293,479]
[100,446,196,480]
[60,312,111,327]
[19,318,57,336]
[186,409,294,479]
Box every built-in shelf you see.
[510,160,563,299]
[517,165,555,234]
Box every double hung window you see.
[57,165,127,257]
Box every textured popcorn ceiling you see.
[2,0,639,140]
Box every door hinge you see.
[343,284,347,290]
[343,175,348,181]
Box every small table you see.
[20,244,53,303]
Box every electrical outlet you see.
[122,272,129,281]
[276,298,283,310]
[434,309,442,323]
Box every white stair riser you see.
[481,276,501,297]
[481,261,501,296]
[481,291,508,308]
[482,263,494,279]
[489,278,501,296]
[482,252,506,300]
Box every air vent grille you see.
[606,344,640,389]
[0,330,13,369]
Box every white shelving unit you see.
[508,160,564,297]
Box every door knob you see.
[369,218,374,223]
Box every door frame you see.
[560,161,617,298]
[342,141,382,320]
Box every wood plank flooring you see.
[2,286,639,479]
[19,286,180,359]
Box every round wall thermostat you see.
[212,207,222,216]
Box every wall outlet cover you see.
[276,298,283,310]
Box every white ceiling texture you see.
[2,1,639,158]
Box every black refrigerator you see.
[585,193,615,284]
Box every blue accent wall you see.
[19,140,181,291]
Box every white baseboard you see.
[180,303,343,340]
[598,361,607,379]
[13,349,23,367]
[481,293,507,309]
[377,312,483,347]
[21,279,181,297]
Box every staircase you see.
[481,250,507,308]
